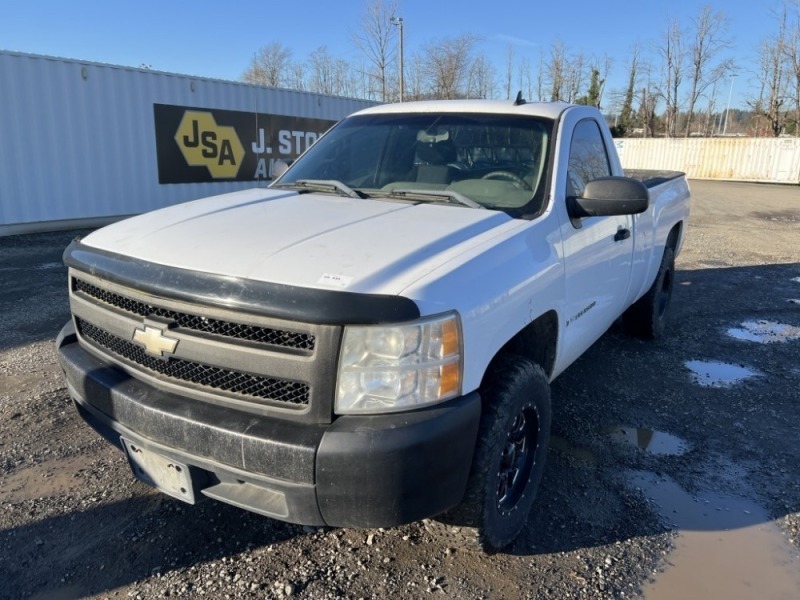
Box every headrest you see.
[416,129,456,164]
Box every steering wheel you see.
[481,171,531,190]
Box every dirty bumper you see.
[56,323,481,528]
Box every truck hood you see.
[82,188,518,296]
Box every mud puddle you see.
[609,427,689,456]
[684,359,759,387]
[727,320,800,343]
[631,471,800,599]
[751,211,800,224]
[0,454,96,503]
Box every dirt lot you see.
[1,180,799,599]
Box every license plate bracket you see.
[121,437,196,504]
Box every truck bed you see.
[625,169,685,188]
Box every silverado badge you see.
[132,326,179,358]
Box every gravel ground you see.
[1,180,798,599]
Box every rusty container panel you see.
[615,138,800,184]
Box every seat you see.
[415,133,458,185]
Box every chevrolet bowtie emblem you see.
[132,325,179,358]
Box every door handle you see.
[614,228,631,242]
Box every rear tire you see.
[623,247,675,339]
[445,354,551,550]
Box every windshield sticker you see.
[317,273,353,289]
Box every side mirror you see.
[568,177,649,222]
[567,177,650,227]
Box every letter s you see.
[278,130,291,155]
[201,131,218,158]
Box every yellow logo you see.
[132,326,179,358]
[174,111,245,178]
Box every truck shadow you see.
[506,260,800,556]
[0,492,311,599]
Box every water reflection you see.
[631,470,800,600]
[684,359,759,387]
[727,320,800,344]
[609,427,689,456]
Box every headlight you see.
[335,312,462,415]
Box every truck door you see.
[556,118,635,368]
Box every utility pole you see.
[390,16,404,102]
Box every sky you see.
[0,0,788,110]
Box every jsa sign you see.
[153,104,335,184]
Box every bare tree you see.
[546,40,568,101]
[683,5,733,136]
[565,51,586,102]
[639,86,659,137]
[635,62,659,137]
[420,34,480,99]
[537,50,546,101]
[406,52,425,100]
[288,61,306,91]
[307,46,352,96]
[517,56,539,101]
[242,42,293,87]
[505,45,514,99]
[350,61,373,99]
[656,17,685,137]
[351,0,398,101]
[468,53,497,99]
[748,10,790,137]
[703,79,719,135]
[783,2,800,135]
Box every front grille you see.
[73,278,315,351]
[76,318,310,406]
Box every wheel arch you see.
[479,310,559,390]
[666,221,683,254]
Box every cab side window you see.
[567,120,612,198]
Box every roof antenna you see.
[514,90,526,106]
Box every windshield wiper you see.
[274,179,365,199]
[384,189,483,209]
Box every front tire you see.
[448,354,551,550]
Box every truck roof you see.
[352,99,575,120]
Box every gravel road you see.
[1,180,799,599]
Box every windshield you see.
[273,112,553,215]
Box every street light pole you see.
[723,75,736,136]
[390,16,404,102]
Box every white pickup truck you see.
[57,99,690,549]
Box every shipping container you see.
[615,137,800,184]
[0,50,375,235]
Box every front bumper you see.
[57,322,481,527]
